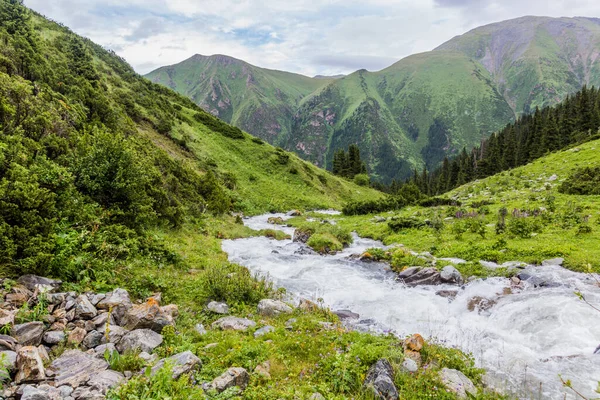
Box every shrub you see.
[353,173,370,186]
[343,196,406,215]
[251,137,264,145]
[507,217,543,239]
[419,197,461,207]
[388,217,425,232]
[198,264,273,305]
[193,111,244,139]
[307,233,343,253]
[558,166,600,195]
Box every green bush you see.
[559,166,600,195]
[307,233,343,253]
[343,196,406,216]
[193,111,245,139]
[353,173,370,186]
[388,217,425,232]
[198,264,273,306]
[507,217,543,239]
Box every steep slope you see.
[146,54,333,146]
[437,16,600,114]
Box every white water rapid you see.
[221,213,600,399]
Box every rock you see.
[542,257,564,266]
[151,350,201,379]
[438,257,467,264]
[298,298,319,312]
[64,299,75,311]
[292,229,311,243]
[207,301,229,314]
[15,346,45,383]
[94,343,117,358]
[0,350,17,372]
[12,322,45,346]
[373,216,387,223]
[212,317,256,332]
[404,349,422,366]
[58,385,74,398]
[0,309,15,326]
[547,174,558,181]
[138,351,158,363]
[254,361,270,379]
[405,334,424,352]
[257,299,293,316]
[480,260,501,269]
[254,325,275,337]
[436,290,458,300]
[0,334,17,351]
[89,293,105,306]
[334,309,360,320]
[363,359,399,400]
[68,327,87,345]
[83,330,104,349]
[286,210,302,217]
[122,298,173,333]
[467,296,497,312]
[440,265,463,284]
[439,368,477,398]
[100,325,128,344]
[49,349,108,387]
[96,288,132,325]
[20,385,50,400]
[204,343,218,350]
[91,312,115,330]
[211,367,250,393]
[74,295,97,320]
[37,345,49,363]
[284,318,297,330]
[18,275,62,293]
[309,393,326,400]
[117,329,163,353]
[6,292,29,307]
[398,267,441,286]
[160,304,179,319]
[194,323,207,335]
[87,370,125,394]
[401,357,418,373]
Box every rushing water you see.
[222,213,600,399]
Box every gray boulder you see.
[42,330,65,345]
[20,385,50,400]
[363,359,399,400]
[398,267,441,286]
[0,350,17,371]
[440,265,463,284]
[254,325,275,337]
[542,257,564,266]
[212,317,256,332]
[96,288,132,325]
[49,349,108,387]
[15,346,45,384]
[207,301,229,314]
[18,275,62,293]
[439,368,477,399]
[401,358,418,373]
[12,322,45,346]
[83,330,104,349]
[94,343,117,359]
[257,299,293,316]
[122,301,173,333]
[100,325,128,344]
[116,329,163,353]
[74,295,97,320]
[195,323,207,335]
[333,310,359,320]
[151,350,201,379]
[211,367,250,393]
[87,370,125,394]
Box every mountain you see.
[147,16,600,183]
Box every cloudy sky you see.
[24,0,600,76]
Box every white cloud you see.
[24,0,600,76]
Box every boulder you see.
[287,210,302,217]
[74,295,97,320]
[363,359,399,400]
[257,299,293,316]
[401,358,418,373]
[542,258,564,266]
[292,229,311,243]
[83,330,104,349]
[20,385,50,400]
[309,393,326,400]
[122,298,173,333]
[439,368,477,398]
[254,325,275,338]
[116,329,163,353]
[94,343,117,358]
[0,309,15,326]
[207,301,229,314]
[12,322,45,346]
[96,288,132,325]
[404,334,424,352]
[435,290,458,300]
[100,325,128,344]
[398,267,441,286]
[48,349,108,387]
[87,369,125,394]
[298,298,319,312]
[18,275,62,293]
[15,346,45,383]
[467,296,496,312]
[194,323,207,335]
[68,327,87,345]
[0,334,17,351]
[151,350,201,379]
[0,350,17,372]
[212,317,256,332]
[211,367,250,393]
[161,304,179,319]
[6,292,29,307]
[333,310,359,320]
[92,312,116,329]
[42,330,65,346]
[254,361,270,379]
[440,265,463,284]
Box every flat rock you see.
[12,322,45,346]
[42,330,65,345]
[363,359,398,400]
[207,301,229,314]
[151,350,201,379]
[257,299,293,316]
[479,260,501,269]
[68,327,87,345]
[87,369,125,394]
[333,310,360,320]
[398,267,441,286]
[440,265,463,284]
[436,290,458,300]
[116,329,163,353]
[439,368,477,398]
[15,346,45,384]
[212,316,256,332]
[18,275,62,293]
[49,349,108,387]
[542,257,564,266]
[254,325,275,337]
[20,385,50,400]
[211,367,250,393]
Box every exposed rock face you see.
[333,310,359,320]
[116,329,163,353]
[397,267,441,286]
[211,367,250,393]
[212,317,256,332]
[151,350,201,379]
[257,299,293,316]
[12,322,44,346]
[206,301,229,314]
[439,368,477,398]
[15,346,45,384]
[49,350,108,387]
[363,359,399,400]
[440,265,463,284]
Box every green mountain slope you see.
[147,16,600,182]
